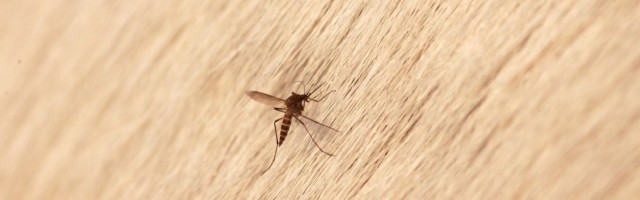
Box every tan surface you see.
[1,0,640,199]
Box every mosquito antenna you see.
[306,82,314,92]
[293,81,306,94]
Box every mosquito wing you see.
[298,114,341,134]
[245,91,285,106]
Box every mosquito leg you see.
[293,116,335,156]
[311,90,325,100]
[310,90,335,102]
[309,82,325,95]
[273,107,286,113]
[309,82,318,92]
[262,117,283,175]
[317,90,335,101]
[272,118,283,145]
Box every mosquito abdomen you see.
[279,114,292,146]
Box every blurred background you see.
[1,0,639,199]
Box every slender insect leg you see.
[274,107,286,113]
[309,82,325,95]
[309,82,318,92]
[294,116,335,156]
[262,117,283,175]
[310,90,335,102]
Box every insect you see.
[245,82,340,174]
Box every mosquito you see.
[245,82,340,174]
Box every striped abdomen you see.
[278,113,293,146]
